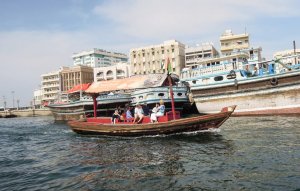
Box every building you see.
[94,62,131,82]
[33,89,43,109]
[60,65,94,92]
[130,40,186,76]
[273,48,300,72]
[220,30,250,55]
[185,43,219,67]
[41,70,61,104]
[72,48,128,68]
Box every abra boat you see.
[68,105,236,136]
[67,72,235,136]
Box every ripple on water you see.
[0,116,299,190]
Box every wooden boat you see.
[68,105,236,136]
[67,64,236,136]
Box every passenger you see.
[154,100,166,122]
[133,103,144,124]
[150,103,160,123]
[126,106,133,121]
[142,104,150,116]
[117,106,123,115]
[111,109,120,124]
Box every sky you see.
[0,0,300,107]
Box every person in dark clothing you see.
[111,109,120,124]
[142,104,150,116]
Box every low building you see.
[94,62,131,81]
[274,49,300,64]
[33,89,43,109]
[220,30,250,55]
[130,40,186,76]
[273,48,300,72]
[72,48,128,68]
[60,65,94,92]
[185,43,219,68]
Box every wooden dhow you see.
[68,105,236,136]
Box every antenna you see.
[293,40,296,64]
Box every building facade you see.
[41,71,61,104]
[130,40,185,76]
[72,48,128,68]
[220,30,250,55]
[273,48,300,72]
[33,89,43,109]
[185,43,219,68]
[60,66,94,92]
[94,62,131,82]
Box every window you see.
[214,76,224,81]
[162,50,164,54]
[172,49,174,53]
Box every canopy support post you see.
[92,94,98,118]
[167,74,176,120]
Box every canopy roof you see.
[86,74,170,94]
[67,83,91,94]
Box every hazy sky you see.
[0,0,300,107]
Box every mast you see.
[293,40,297,64]
[166,57,176,120]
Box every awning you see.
[67,83,91,94]
[86,74,169,94]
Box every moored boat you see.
[181,54,300,116]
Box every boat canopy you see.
[86,74,170,94]
[67,83,91,94]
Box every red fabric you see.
[67,83,91,94]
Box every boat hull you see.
[192,71,300,116]
[67,106,235,136]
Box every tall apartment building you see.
[130,40,185,76]
[72,48,128,68]
[60,65,94,92]
[185,43,219,68]
[94,62,131,82]
[220,30,250,55]
[41,71,61,104]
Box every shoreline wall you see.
[0,109,52,117]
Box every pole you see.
[293,40,297,64]
[11,91,15,109]
[17,99,19,110]
[92,94,97,118]
[167,74,176,120]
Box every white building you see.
[72,48,128,68]
[33,89,43,109]
[94,62,131,82]
[41,70,61,104]
[185,43,219,68]
[130,40,186,76]
[220,30,250,55]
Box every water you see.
[0,116,299,191]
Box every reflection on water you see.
[0,116,299,190]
